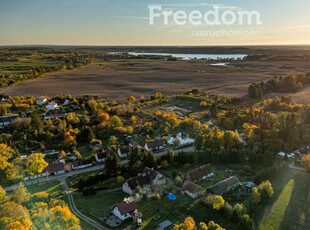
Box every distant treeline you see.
[248,74,310,98]
[245,55,310,61]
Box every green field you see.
[255,171,310,230]
[27,180,64,196]
[0,58,64,75]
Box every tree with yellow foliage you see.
[213,195,225,210]
[0,144,15,171]
[26,153,48,183]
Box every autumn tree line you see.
[248,74,310,99]
[0,183,81,230]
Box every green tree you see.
[224,202,233,217]
[12,183,30,204]
[258,180,274,199]
[210,103,218,117]
[198,222,208,230]
[232,203,247,222]
[175,175,183,185]
[105,153,121,176]
[110,115,123,127]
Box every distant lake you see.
[211,63,230,66]
[126,52,247,60]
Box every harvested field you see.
[2,60,310,102]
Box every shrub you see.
[116,176,125,184]
[258,180,274,199]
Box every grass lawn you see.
[73,190,129,229]
[27,180,64,197]
[137,195,198,230]
[159,163,259,190]
[255,170,310,230]
[258,179,294,230]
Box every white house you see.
[46,102,58,110]
[207,176,241,195]
[95,148,113,163]
[122,167,166,195]
[112,201,138,221]
[117,146,132,158]
[72,160,92,170]
[129,140,142,149]
[25,162,65,180]
[36,96,47,105]
[182,180,203,198]
[187,164,214,182]
[144,140,165,152]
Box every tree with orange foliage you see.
[155,92,162,99]
[184,217,196,230]
[301,154,310,171]
[156,111,162,116]
[5,219,32,230]
[97,111,110,123]
[128,96,136,103]
[200,101,207,107]
[131,116,137,124]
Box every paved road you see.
[289,163,307,172]
[3,160,130,192]
[59,178,109,230]
[3,146,195,192]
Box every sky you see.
[1,0,310,46]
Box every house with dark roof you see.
[129,140,142,149]
[72,160,92,170]
[144,139,165,152]
[182,180,203,198]
[43,113,66,120]
[122,167,166,195]
[43,162,65,175]
[112,201,138,221]
[95,148,113,163]
[0,115,18,127]
[207,176,241,195]
[117,146,132,158]
[186,164,213,182]
[26,162,65,180]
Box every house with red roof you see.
[112,201,138,221]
